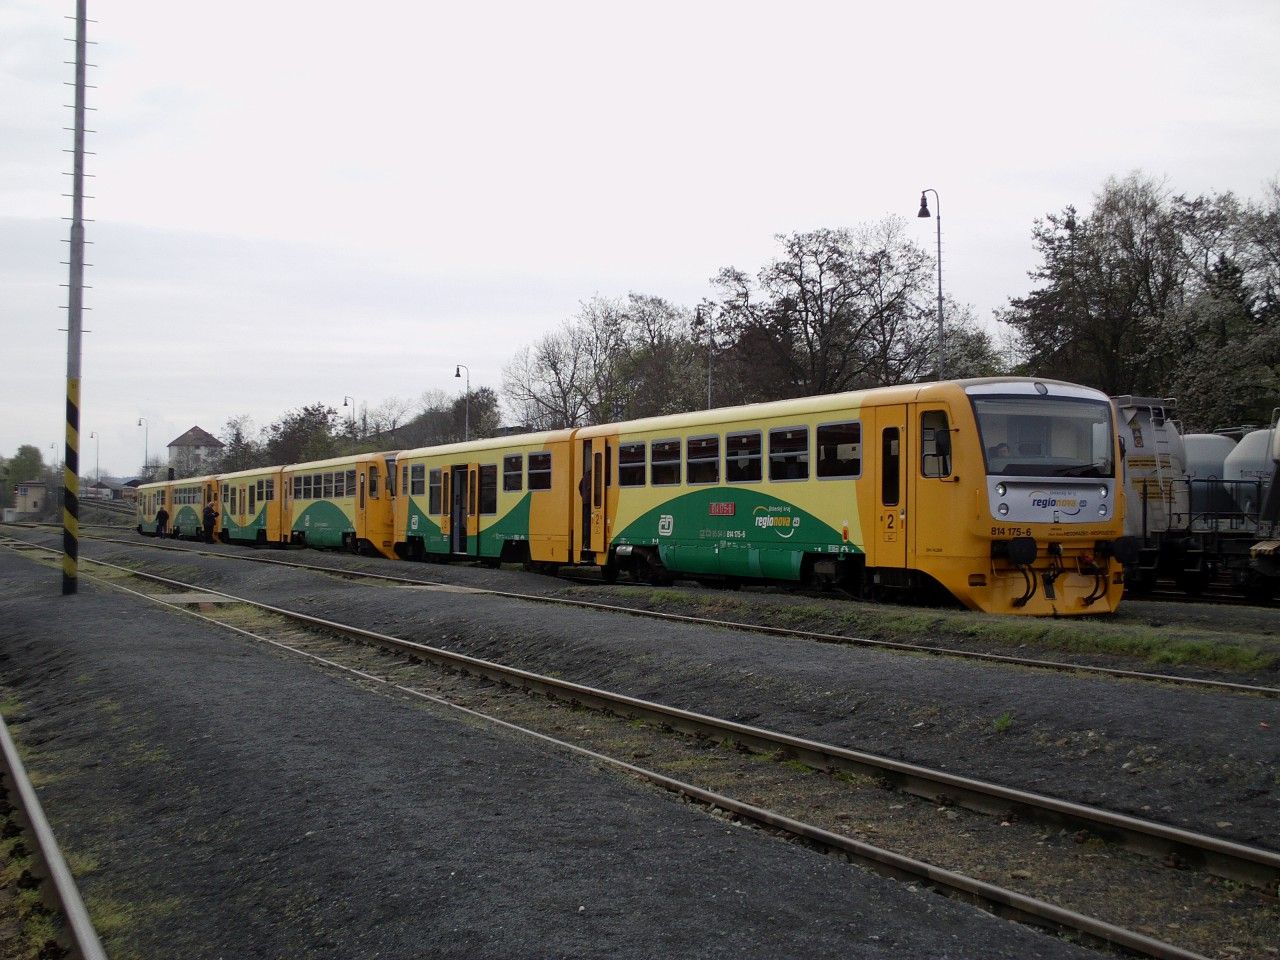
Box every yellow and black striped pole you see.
[62,0,88,596]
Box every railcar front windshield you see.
[973,396,1114,478]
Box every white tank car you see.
[1112,396,1189,538]
[1182,433,1238,520]
[1223,428,1278,519]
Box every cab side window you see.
[921,410,952,478]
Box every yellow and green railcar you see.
[169,474,219,539]
[394,431,574,566]
[218,466,284,545]
[135,480,172,536]
[572,378,1132,615]
[283,452,400,559]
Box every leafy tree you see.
[712,222,941,400]
[1002,173,1186,395]
[218,415,264,471]
[264,404,339,465]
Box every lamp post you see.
[89,430,99,481]
[137,417,149,477]
[917,188,944,380]
[342,396,356,439]
[454,364,470,441]
[693,304,715,409]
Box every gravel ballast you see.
[55,533,1277,850]
[0,548,1110,959]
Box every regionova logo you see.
[1027,491,1086,516]
[753,505,799,539]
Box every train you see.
[1112,396,1279,599]
[137,377,1140,616]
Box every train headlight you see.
[1099,486,1108,499]
[995,483,1007,497]
[1098,503,1108,517]
[998,503,1010,516]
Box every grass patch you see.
[575,585,1278,673]
[993,710,1016,733]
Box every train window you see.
[231,487,238,514]
[322,473,333,499]
[480,465,498,514]
[386,460,396,496]
[619,442,646,487]
[302,475,313,499]
[257,480,265,502]
[921,410,952,478]
[605,444,612,488]
[726,431,762,483]
[428,468,442,512]
[411,464,426,496]
[528,453,552,491]
[370,466,380,499]
[223,484,231,505]
[882,427,901,506]
[249,484,256,514]
[335,472,346,498]
[817,422,861,479]
[503,454,523,492]
[266,479,274,501]
[291,478,301,500]
[346,469,356,493]
[686,435,720,485]
[401,466,409,497]
[651,439,681,486]
[769,426,809,481]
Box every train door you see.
[578,440,593,560]
[581,437,608,560]
[450,465,469,554]
[874,405,908,568]
[912,404,954,561]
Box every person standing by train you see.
[202,501,218,543]
[155,505,169,538]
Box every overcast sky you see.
[3,0,1278,477]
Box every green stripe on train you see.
[611,487,861,579]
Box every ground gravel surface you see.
[60,533,1280,850]
[0,548,1107,959]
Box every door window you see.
[882,427,900,506]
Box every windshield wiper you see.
[1047,464,1107,478]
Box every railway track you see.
[0,703,108,959]
[4,535,1277,960]
[24,528,1280,700]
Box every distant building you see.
[83,479,117,500]
[167,426,225,477]
[13,481,46,517]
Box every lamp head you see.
[917,193,931,218]
[455,366,462,378]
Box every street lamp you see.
[342,396,356,439]
[137,417,149,477]
[89,430,99,482]
[454,364,470,441]
[917,189,944,380]
[692,304,716,409]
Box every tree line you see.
[9,169,1277,488]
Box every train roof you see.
[398,429,574,460]
[576,377,1108,438]
[283,451,403,473]
[216,464,284,481]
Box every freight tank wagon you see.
[573,378,1132,615]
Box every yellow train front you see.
[573,378,1131,615]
